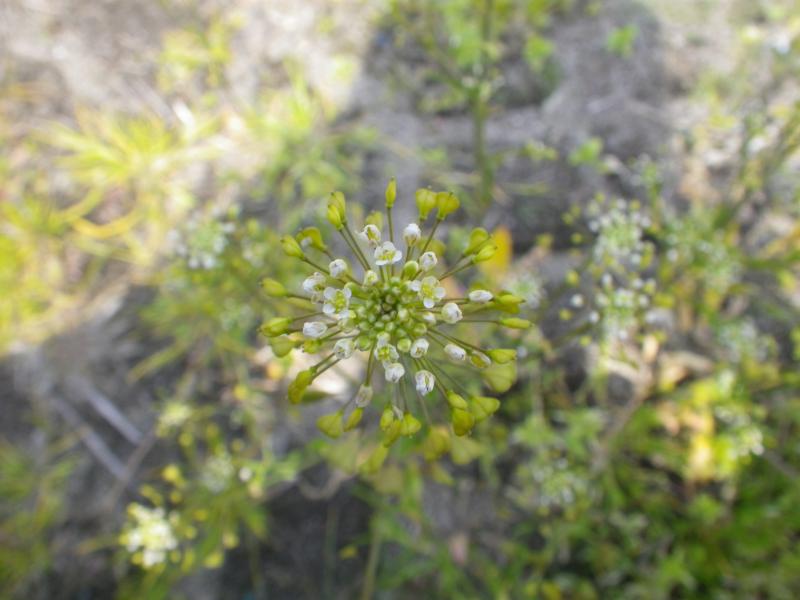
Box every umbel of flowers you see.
[260,180,529,456]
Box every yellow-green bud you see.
[400,412,422,436]
[281,235,305,258]
[470,396,500,423]
[269,335,298,357]
[297,227,327,252]
[451,408,475,436]
[317,412,343,438]
[330,190,346,214]
[288,368,315,404]
[360,444,389,474]
[415,188,437,220]
[261,278,286,297]
[344,408,364,431]
[446,391,468,410]
[385,177,397,208]
[464,228,490,255]
[382,420,402,446]
[487,349,516,364]
[379,406,396,431]
[396,338,412,353]
[436,191,459,220]
[469,351,492,369]
[422,427,451,461]
[493,293,524,314]
[402,260,420,279]
[260,317,292,337]
[303,339,322,354]
[500,318,532,330]
[327,203,344,230]
[472,242,498,263]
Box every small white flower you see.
[303,272,327,301]
[403,223,421,246]
[411,276,446,309]
[333,338,354,359]
[420,311,437,325]
[303,321,328,339]
[409,338,429,358]
[363,270,379,286]
[419,251,438,272]
[468,289,493,303]
[322,286,352,318]
[355,385,373,407]
[570,294,584,308]
[358,224,382,247]
[329,259,349,279]
[374,241,403,266]
[445,343,466,361]
[375,336,399,364]
[384,362,405,383]
[415,370,435,395]
[441,302,463,324]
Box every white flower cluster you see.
[167,218,235,270]
[588,274,655,342]
[587,198,653,273]
[121,504,179,569]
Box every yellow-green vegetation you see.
[1,1,800,599]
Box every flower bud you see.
[379,406,396,431]
[355,385,373,407]
[396,338,412,353]
[400,412,422,436]
[281,235,305,258]
[269,335,298,357]
[260,317,292,337]
[446,391,468,410]
[260,278,286,297]
[316,412,343,438]
[297,227,326,252]
[500,318,532,330]
[402,260,420,279]
[464,228,490,255]
[469,351,492,369]
[468,289,493,303]
[288,368,315,404]
[436,191,459,219]
[403,223,421,246]
[487,349,516,364]
[422,427,451,461]
[344,408,363,431]
[385,177,397,208]
[415,188,437,220]
[470,396,500,423]
[472,242,498,263]
[451,408,475,436]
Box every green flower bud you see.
[400,412,422,436]
[297,227,327,252]
[288,368,315,404]
[269,335,298,358]
[412,323,427,337]
[446,391,468,410]
[260,317,292,337]
[469,351,492,369]
[382,420,402,446]
[356,335,372,351]
[303,339,322,354]
[415,188,437,220]
[260,278,286,297]
[401,260,420,279]
[487,349,516,364]
[396,338,412,353]
[470,396,500,423]
[451,408,475,436]
[436,191,459,220]
[422,427,451,461]
[360,444,389,474]
[379,406,396,431]
[472,242,498,263]
[385,177,397,208]
[493,293,525,314]
[281,235,305,258]
[327,203,344,229]
[344,408,364,431]
[464,228,490,255]
[500,318,532,330]
[317,412,343,438]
